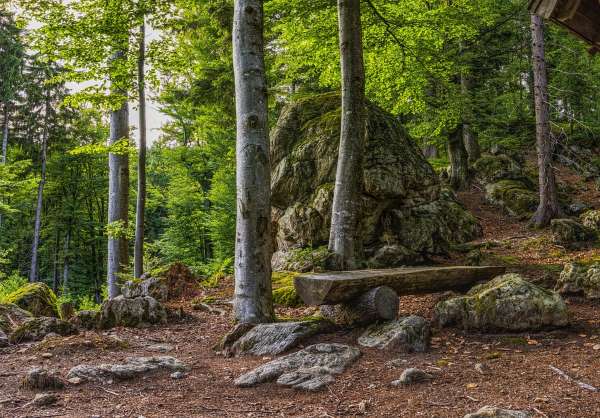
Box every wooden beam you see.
[294,266,506,305]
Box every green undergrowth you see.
[272,271,303,307]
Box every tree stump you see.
[320,286,398,326]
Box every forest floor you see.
[2,163,600,418]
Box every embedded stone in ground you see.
[358,316,431,353]
[434,273,569,331]
[227,320,332,356]
[22,368,65,390]
[235,343,360,391]
[31,393,58,407]
[98,296,167,329]
[9,317,77,344]
[66,356,189,383]
[69,310,100,330]
[463,406,531,418]
[391,368,433,386]
[556,263,600,300]
[551,218,596,249]
[0,330,8,347]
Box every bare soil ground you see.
[2,163,600,418]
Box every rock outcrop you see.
[0,303,33,334]
[358,316,431,353]
[551,218,596,249]
[235,343,360,391]
[122,277,169,302]
[98,296,167,329]
[9,317,77,343]
[4,283,58,317]
[270,93,482,270]
[434,274,569,331]
[556,263,600,299]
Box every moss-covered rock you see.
[472,154,527,184]
[98,296,167,329]
[556,263,600,299]
[270,93,482,269]
[0,303,33,333]
[4,283,58,317]
[9,317,77,344]
[434,274,569,331]
[271,272,303,307]
[581,209,600,231]
[485,180,538,218]
[551,218,596,249]
[70,310,100,330]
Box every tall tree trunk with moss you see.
[30,97,50,282]
[134,20,147,280]
[447,126,469,191]
[232,0,273,323]
[328,0,366,270]
[107,51,130,299]
[461,73,480,164]
[530,14,561,227]
[0,102,8,228]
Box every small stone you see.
[41,352,53,358]
[475,363,490,375]
[170,371,186,379]
[391,368,433,386]
[67,377,82,385]
[147,343,174,353]
[0,330,8,347]
[32,393,58,407]
[593,344,600,350]
[385,358,408,368]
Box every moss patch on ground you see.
[272,271,303,307]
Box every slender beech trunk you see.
[134,21,147,279]
[530,14,561,227]
[107,51,130,299]
[232,0,273,323]
[52,230,60,292]
[0,102,9,228]
[62,227,71,292]
[328,0,366,270]
[461,73,480,164]
[448,126,470,191]
[29,97,50,282]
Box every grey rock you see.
[98,296,167,329]
[147,343,174,353]
[235,343,360,391]
[391,368,433,386]
[581,209,600,231]
[170,371,186,379]
[31,393,58,407]
[69,310,99,330]
[551,218,596,249]
[463,406,531,418]
[122,277,169,302]
[270,94,481,271]
[475,362,490,375]
[568,202,591,216]
[484,180,537,219]
[22,368,65,390]
[66,356,189,383]
[556,263,600,299]
[358,316,431,353]
[0,329,8,347]
[434,274,569,332]
[0,303,33,334]
[9,317,77,344]
[228,321,331,357]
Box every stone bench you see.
[294,266,506,325]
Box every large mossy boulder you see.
[580,209,600,231]
[556,263,600,299]
[98,296,167,329]
[551,218,596,249]
[472,154,527,184]
[434,274,569,331]
[270,93,482,270]
[9,317,77,344]
[484,180,538,218]
[4,283,58,317]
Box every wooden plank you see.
[294,266,506,305]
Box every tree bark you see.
[530,14,561,227]
[107,51,130,299]
[328,0,366,270]
[232,0,273,323]
[62,227,71,292]
[134,20,147,279]
[320,286,398,326]
[29,97,50,282]
[1,102,8,164]
[460,73,480,164]
[447,126,470,191]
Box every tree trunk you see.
[461,73,480,164]
[530,14,561,227]
[52,230,60,292]
[62,227,71,292]
[328,0,366,270]
[134,21,147,280]
[1,102,8,164]
[30,98,50,283]
[232,0,273,323]
[447,126,470,191]
[107,51,130,299]
[320,286,398,326]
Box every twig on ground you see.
[196,404,279,415]
[99,387,120,396]
[463,395,479,402]
[533,407,549,417]
[549,365,598,392]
